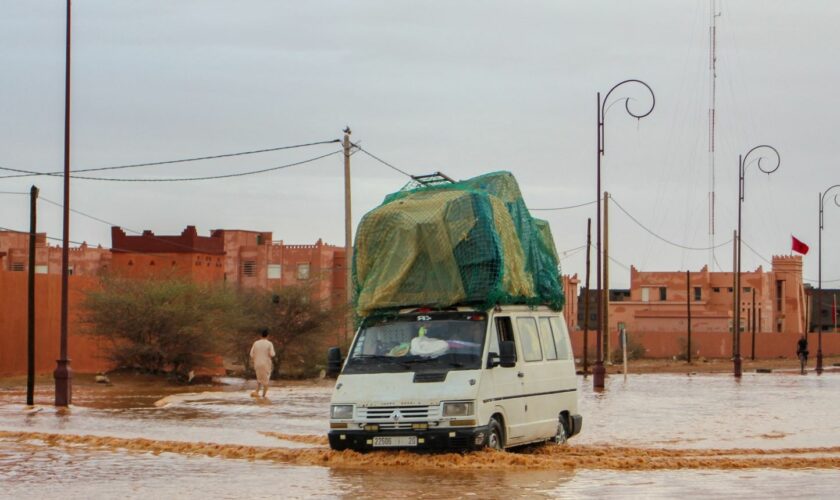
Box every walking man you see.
[250,329,276,398]
[796,335,809,375]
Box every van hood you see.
[330,370,480,406]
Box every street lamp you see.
[594,79,655,389]
[817,184,840,374]
[735,145,780,378]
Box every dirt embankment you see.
[3,430,840,471]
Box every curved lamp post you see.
[817,184,840,374]
[594,80,655,389]
[735,145,780,378]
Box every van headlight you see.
[442,401,474,417]
[330,404,354,419]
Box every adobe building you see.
[606,255,807,336]
[110,226,225,282]
[0,230,111,276]
[210,229,347,308]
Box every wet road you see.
[1,371,839,499]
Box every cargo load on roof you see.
[352,171,564,316]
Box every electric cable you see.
[354,146,414,178]
[530,200,597,211]
[0,139,341,179]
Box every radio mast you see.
[708,0,720,268]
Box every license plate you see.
[372,436,417,447]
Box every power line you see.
[611,196,733,251]
[354,146,414,178]
[0,191,30,195]
[530,200,597,211]
[0,225,87,246]
[51,150,342,182]
[0,139,341,179]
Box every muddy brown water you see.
[1,371,839,498]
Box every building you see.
[808,287,839,333]
[111,226,225,282]
[0,230,111,276]
[602,255,807,335]
[210,229,346,308]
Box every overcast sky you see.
[1,0,839,288]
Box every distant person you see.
[796,335,809,375]
[250,329,276,398]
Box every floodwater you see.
[1,371,839,499]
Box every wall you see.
[569,328,840,360]
[0,271,111,376]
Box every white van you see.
[327,305,582,451]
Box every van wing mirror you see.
[326,347,343,378]
[499,341,516,368]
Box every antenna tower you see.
[708,0,720,268]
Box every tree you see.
[81,276,238,378]
[230,285,345,378]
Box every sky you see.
[1,0,839,289]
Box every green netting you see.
[353,171,564,316]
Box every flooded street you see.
[1,371,839,498]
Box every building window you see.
[67,266,74,276]
[775,280,783,311]
[268,264,282,280]
[743,287,751,293]
[35,265,48,274]
[242,260,257,277]
[641,288,650,302]
[713,287,720,293]
[659,287,667,301]
[297,263,310,280]
[694,287,701,301]
[256,234,264,245]
[10,262,25,272]
[727,287,733,293]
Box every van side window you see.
[549,317,571,360]
[538,318,558,360]
[495,317,515,361]
[516,317,543,362]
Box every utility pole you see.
[27,186,39,406]
[686,270,692,364]
[732,229,737,366]
[55,0,72,406]
[582,218,592,375]
[751,288,756,361]
[603,191,611,364]
[343,127,353,346]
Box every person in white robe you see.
[250,329,276,398]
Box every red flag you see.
[791,236,809,255]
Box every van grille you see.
[358,405,440,422]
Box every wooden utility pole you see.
[582,218,592,375]
[27,185,39,406]
[603,192,610,363]
[686,270,692,363]
[751,288,756,360]
[731,229,740,377]
[343,128,353,346]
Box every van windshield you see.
[344,312,487,373]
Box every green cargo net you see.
[352,171,564,316]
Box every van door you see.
[513,315,554,441]
[483,315,527,445]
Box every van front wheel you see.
[486,418,504,450]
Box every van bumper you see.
[328,426,490,452]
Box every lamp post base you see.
[593,362,606,389]
[54,359,73,407]
[816,350,823,374]
[733,356,742,378]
